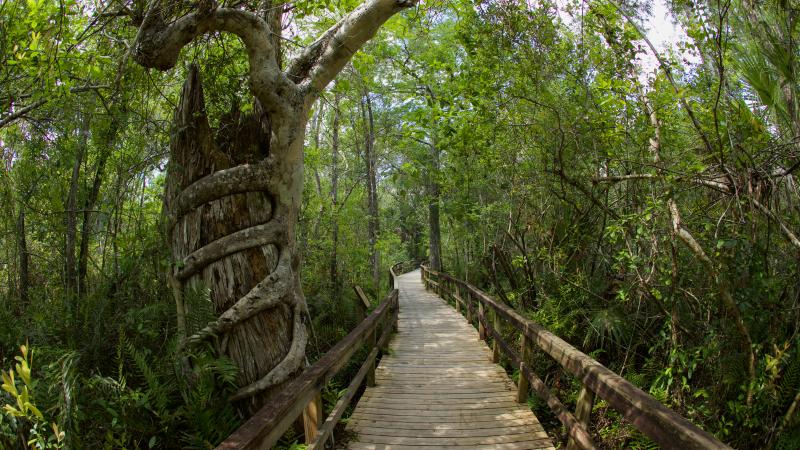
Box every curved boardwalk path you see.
[346,270,554,450]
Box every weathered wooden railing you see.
[421,265,731,450]
[216,266,404,450]
[388,260,419,288]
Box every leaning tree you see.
[130,0,416,409]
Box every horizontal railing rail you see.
[421,264,731,450]
[216,286,400,450]
[389,259,420,289]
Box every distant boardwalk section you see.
[346,270,555,450]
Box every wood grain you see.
[345,270,554,449]
[425,266,732,450]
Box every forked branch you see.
[294,0,417,98]
[134,3,296,119]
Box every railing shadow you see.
[421,264,731,450]
[215,263,421,450]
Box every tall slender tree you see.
[361,90,380,291]
[330,90,341,299]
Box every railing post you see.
[566,384,596,450]
[466,290,473,324]
[366,329,377,387]
[302,393,322,444]
[516,334,531,404]
[392,292,399,332]
[455,282,462,313]
[360,287,379,388]
[492,309,501,364]
[478,301,486,340]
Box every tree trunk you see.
[428,141,442,271]
[78,149,110,296]
[65,117,89,331]
[16,208,29,312]
[330,91,341,299]
[362,91,380,294]
[166,67,306,410]
[304,103,325,256]
[132,0,417,412]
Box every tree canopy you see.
[1,0,800,448]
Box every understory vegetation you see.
[1,0,799,448]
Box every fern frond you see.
[122,333,169,413]
[184,281,216,337]
[779,349,800,411]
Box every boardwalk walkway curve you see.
[216,262,731,450]
[345,269,554,449]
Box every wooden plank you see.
[384,356,492,362]
[346,270,554,450]
[374,375,511,383]
[347,441,555,450]
[348,425,544,439]
[354,285,373,309]
[348,417,540,431]
[433,267,731,450]
[215,289,398,450]
[353,431,550,445]
[517,335,531,404]
[364,387,514,395]
[373,380,512,387]
[375,366,506,372]
[566,383,596,450]
[361,390,515,399]
[357,398,524,410]
[377,364,506,371]
[350,406,534,418]
[348,411,538,424]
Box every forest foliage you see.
[1,0,800,448]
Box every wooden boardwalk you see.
[346,270,554,450]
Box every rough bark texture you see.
[132,0,416,412]
[166,68,301,410]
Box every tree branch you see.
[592,173,732,192]
[752,198,800,250]
[0,85,109,129]
[133,5,296,119]
[296,0,417,98]
[0,99,46,128]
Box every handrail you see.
[421,265,731,450]
[216,288,399,450]
[389,259,419,289]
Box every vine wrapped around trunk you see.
[165,67,306,408]
[132,0,417,411]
